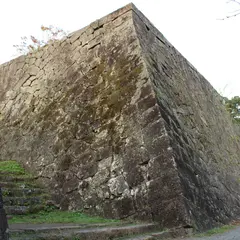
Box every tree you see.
[221,0,240,19]
[225,96,240,123]
[13,25,67,55]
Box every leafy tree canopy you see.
[225,96,240,123]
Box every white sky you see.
[0,0,240,97]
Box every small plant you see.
[0,160,26,175]
[2,189,10,197]
[13,25,68,55]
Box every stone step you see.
[3,195,49,206]
[9,223,160,240]
[0,161,54,217]
[10,222,126,231]
[2,187,45,197]
[5,204,46,215]
[0,173,35,182]
[0,181,41,189]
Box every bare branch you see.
[218,10,240,20]
[218,1,240,20]
[227,0,240,5]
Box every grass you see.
[196,225,236,237]
[0,161,120,226]
[0,160,26,175]
[9,210,120,224]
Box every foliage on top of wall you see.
[224,96,240,123]
[13,25,68,55]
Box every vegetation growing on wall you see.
[224,96,240,123]
[0,161,26,175]
[13,25,67,55]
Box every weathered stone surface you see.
[0,3,240,231]
[132,4,240,230]
[0,187,9,240]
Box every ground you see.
[180,226,240,240]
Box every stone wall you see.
[0,3,240,231]
[0,5,183,224]
[132,6,240,230]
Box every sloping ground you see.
[9,223,173,240]
[177,226,240,240]
[9,222,193,240]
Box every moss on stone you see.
[0,160,26,175]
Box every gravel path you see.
[177,227,240,240]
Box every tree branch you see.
[218,1,240,20]
[228,0,240,5]
[218,10,240,20]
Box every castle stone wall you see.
[132,6,240,230]
[0,5,186,225]
[0,3,240,231]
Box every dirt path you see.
[178,226,240,240]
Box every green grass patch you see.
[9,210,120,224]
[196,225,236,237]
[0,160,26,175]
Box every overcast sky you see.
[0,0,239,97]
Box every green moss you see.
[94,57,143,123]
[0,160,26,175]
[2,189,10,196]
[84,50,143,152]
[9,210,119,224]
[38,100,59,122]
